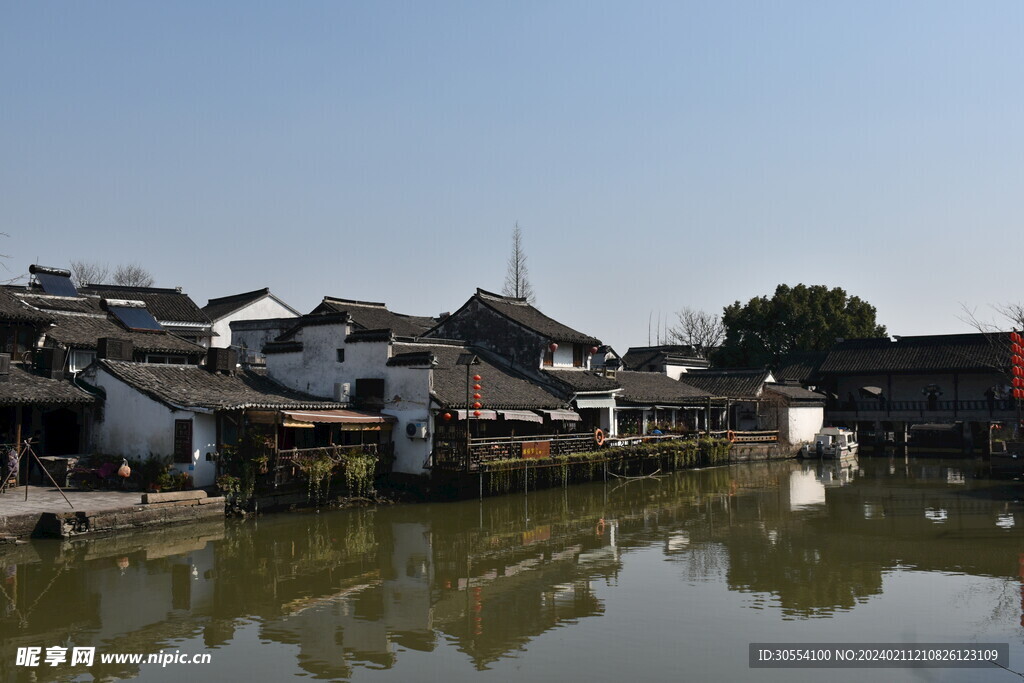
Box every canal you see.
[2,455,1024,682]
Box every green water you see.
[2,456,1024,682]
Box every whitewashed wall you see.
[210,297,298,348]
[87,367,218,487]
[785,405,824,446]
[265,321,350,397]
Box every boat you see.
[801,427,858,459]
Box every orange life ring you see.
[727,430,736,443]
[594,428,605,446]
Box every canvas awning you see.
[541,409,581,422]
[573,396,617,409]
[455,409,498,420]
[280,409,397,425]
[499,410,543,423]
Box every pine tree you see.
[502,223,535,303]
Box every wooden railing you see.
[830,399,1016,415]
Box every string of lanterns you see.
[1011,331,1024,399]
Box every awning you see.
[574,396,617,409]
[281,409,397,425]
[499,410,543,423]
[542,409,581,422]
[859,386,884,398]
[455,409,498,420]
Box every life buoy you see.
[727,430,736,443]
[594,428,605,446]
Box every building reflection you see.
[1,456,1024,680]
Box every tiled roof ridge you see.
[81,283,184,295]
[321,296,388,309]
[475,287,529,305]
[206,287,270,307]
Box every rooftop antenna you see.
[648,311,652,346]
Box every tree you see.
[112,263,154,287]
[502,223,535,303]
[69,260,110,287]
[717,284,887,368]
[668,307,724,358]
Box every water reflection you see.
[2,456,1024,681]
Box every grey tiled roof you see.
[0,365,95,406]
[0,290,54,324]
[677,368,772,398]
[472,289,601,345]
[615,370,711,405]
[80,285,212,326]
[621,345,709,371]
[392,342,566,410]
[763,383,826,403]
[817,334,1005,374]
[312,297,436,336]
[542,369,620,393]
[97,360,346,411]
[203,288,272,321]
[773,351,827,383]
[44,311,206,357]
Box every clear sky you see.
[2,1,1022,353]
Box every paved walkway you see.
[0,485,141,517]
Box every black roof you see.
[615,370,712,405]
[817,334,1006,374]
[0,366,95,406]
[542,369,620,393]
[44,308,206,357]
[199,286,296,321]
[678,368,772,398]
[80,284,212,326]
[0,289,54,325]
[621,345,710,371]
[763,383,826,403]
[773,350,828,384]
[311,297,436,337]
[466,289,601,345]
[391,342,566,410]
[96,360,346,411]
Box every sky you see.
[2,1,1023,353]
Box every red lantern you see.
[473,410,481,417]
[472,401,482,409]
[549,343,558,352]
[118,460,131,478]
[590,346,599,355]
[1015,357,1024,370]
[442,412,452,421]
[473,393,482,399]
[1014,377,1024,388]
[1016,389,1024,400]
[473,374,482,381]
[1013,332,1023,344]
[473,384,481,390]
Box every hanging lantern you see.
[472,401,482,409]
[473,410,481,417]
[118,459,131,478]
[473,393,482,399]
[442,412,453,421]
[590,346,599,355]
[473,384,481,390]
[473,374,482,381]
[548,343,558,353]
[1013,332,1023,345]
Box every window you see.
[573,345,584,367]
[543,347,554,367]
[173,419,193,464]
[336,348,345,363]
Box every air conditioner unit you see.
[334,382,351,402]
[405,421,428,439]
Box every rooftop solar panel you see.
[36,272,78,297]
[110,306,163,331]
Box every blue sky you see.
[2,1,1023,352]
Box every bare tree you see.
[502,223,535,303]
[112,263,155,288]
[669,307,725,358]
[69,260,110,287]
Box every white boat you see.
[802,427,858,459]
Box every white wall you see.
[785,405,824,446]
[87,366,218,487]
[211,297,298,348]
[265,321,350,397]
